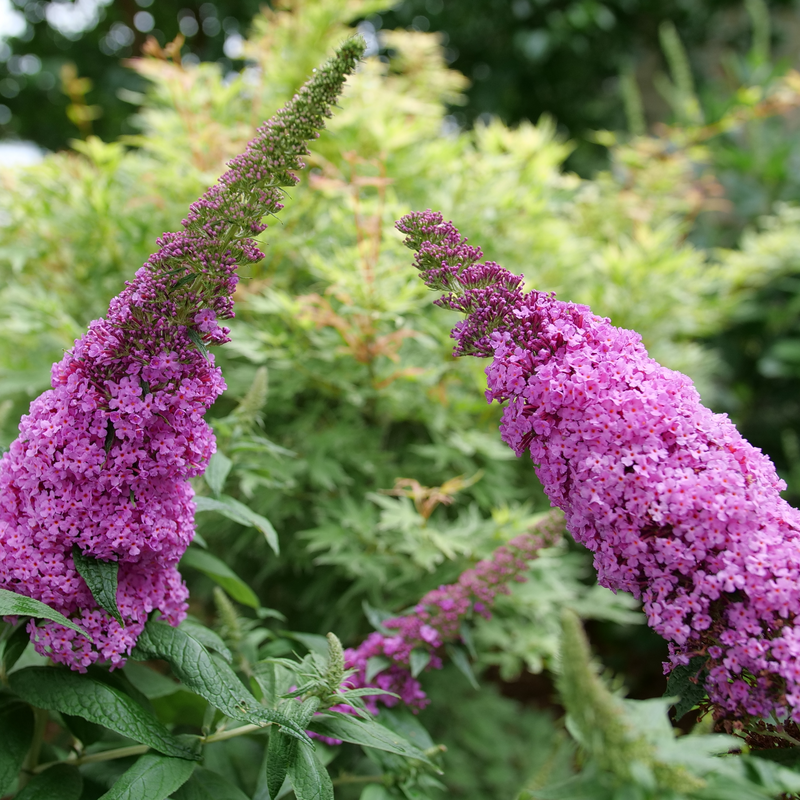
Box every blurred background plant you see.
[5,0,800,797]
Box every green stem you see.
[203,722,264,743]
[19,707,49,786]
[34,744,149,774]
[33,721,269,773]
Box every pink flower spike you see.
[398,209,800,724]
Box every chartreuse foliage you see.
[3,0,800,799]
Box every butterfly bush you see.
[396,209,800,723]
[0,38,365,671]
[343,510,563,712]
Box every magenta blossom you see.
[0,39,365,671]
[344,511,563,712]
[396,209,800,722]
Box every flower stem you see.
[33,721,269,773]
[19,707,49,786]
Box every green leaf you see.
[131,621,310,744]
[409,649,431,678]
[204,451,232,496]
[664,655,707,721]
[186,329,209,362]
[191,532,208,549]
[0,587,91,640]
[287,739,334,800]
[446,644,479,690]
[750,748,800,767]
[8,667,197,760]
[253,660,281,708]
[124,662,184,699]
[379,708,436,753]
[180,548,259,609]
[179,619,232,663]
[365,656,391,683]
[266,725,294,800]
[194,495,279,555]
[0,701,34,796]
[62,713,104,746]
[98,754,195,800]
[170,767,251,800]
[72,546,124,627]
[362,601,394,634]
[458,622,477,659]
[308,713,435,765]
[283,631,330,656]
[172,273,198,291]
[340,687,399,701]
[1,621,31,673]
[267,698,320,800]
[15,764,82,800]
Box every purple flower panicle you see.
[397,209,800,722]
[0,38,365,671]
[344,511,563,712]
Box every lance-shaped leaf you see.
[178,619,232,662]
[194,495,279,555]
[72,546,123,626]
[204,451,232,497]
[170,767,251,800]
[0,587,91,639]
[409,649,431,678]
[664,655,708,721]
[362,601,394,634]
[98,754,195,800]
[266,724,295,800]
[9,667,197,760]
[307,713,435,765]
[1,621,31,673]
[186,329,209,362]
[446,644,479,690]
[0,702,34,796]
[365,656,391,683]
[15,764,82,800]
[123,662,184,700]
[287,739,334,800]
[130,621,310,744]
[180,547,259,609]
[266,698,319,800]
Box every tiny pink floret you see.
[343,512,561,712]
[0,39,367,670]
[397,209,800,722]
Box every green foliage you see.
[181,548,260,610]
[97,754,195,800]
[0,702,34,796]
[130,620,310,742]
[71,547,123,627]
[710,205,800,500]
[525,612,800,800]
[14,764,82,800]
[8,666,199,759]
[0,588,91,641]
[6,1,800,799]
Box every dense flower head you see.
[398,209,800,722]
[0,38,365,671]
[343,511,563,712]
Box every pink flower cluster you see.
[344,511,562,712]
[0,39,365,671]
[397,209,800,722]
